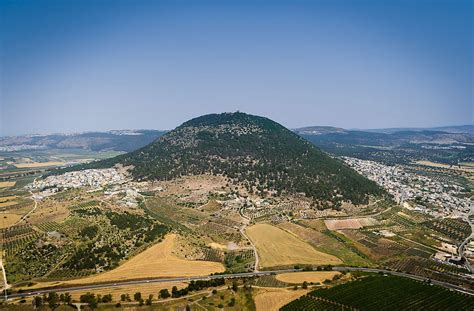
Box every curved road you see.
[5,266,473,301]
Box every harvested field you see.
[0,182,15,188]
[325,218,377,230]
[0,196,17,203]
[0,201,18,208]
[246,224,341,268]
[255,288,308,311]
[44,234,224,286]
[278,222,371,267]
[14,161,65,168]
[275,271,340,284]
[0,213,23,228]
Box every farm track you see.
[6,266,474,300]
[239,206,260,272]
[14,189,38,226]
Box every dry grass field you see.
[0,181,16,188]
[275,271,341,284]
[246,224,341,268]
[0,213,22,228]
[0,196,17,203]
[324,218,377,230]
[254,288,308,311]
[0,201,18,208]
[34,234,224,286]
[14,161,65,168]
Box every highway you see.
[5,266,473,300]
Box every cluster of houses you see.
[29,168,128,191]
[344,157,472,217]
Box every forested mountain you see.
[67,112,382,205]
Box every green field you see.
[281,275,474,311]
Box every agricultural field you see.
[281,275,474,311]
[415,160,474,173]
[13,161,65,168]
[0,182,15,188]
[0,213,22,228]
[224,249,255,273]
[324,217,377,230]
[246,224,341,269]
[254,288,308,311]
[275,271,341,284]
[4,193,172,284]
[41,234,224,286]
[278,221,373,267]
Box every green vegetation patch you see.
[281,275,474,311]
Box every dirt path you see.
[239,206,259,272]
[0,257,9,291]
[15,189,38,225]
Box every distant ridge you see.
[360,125,474,134]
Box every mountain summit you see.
[75,112,382,205]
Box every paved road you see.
[5,266,473,300]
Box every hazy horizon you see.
[1,114,472,138]
[1,0,472,136]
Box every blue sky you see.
[1,0,472,136]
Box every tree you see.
[231,281,238,292]
[33,296,42,308]
[102,294,113,303]
[48,292,59,309]
[134,292,142,302]
[302,281,308,289]
[171,286,179,298]
[138,299,144,306]
[64,292,72,305]
[185,305,191,311]
[159,289,170,299]
[80,293,98,309]
[228,297,236,307]
[146,294,153,305]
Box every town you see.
[29,167,129,192]
[343,157,472,218]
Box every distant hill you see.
[293,126,346,135]
[0,130,166,152]
[298,126,473,165]
[65,112,383,206]
[362,125,474,134]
